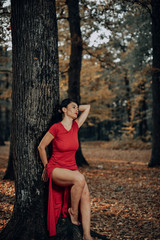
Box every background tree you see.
[66,0,89,166]
[3,143,15,180]
[97,0,152,141]
[0,0,59,239]
[67,0,82,103]
[148,0,160,167]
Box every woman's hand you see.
[42,166,48,182]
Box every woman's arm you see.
[38,132,54,181]
[75,104,90,128]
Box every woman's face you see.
[63,102,79,119]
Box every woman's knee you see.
[74,173,85,188]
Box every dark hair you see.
[51,98,79,123]
[58,98,79,114]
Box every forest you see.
[0,0,154,144]
[0,0,160,240]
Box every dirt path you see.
[0,141,160,240]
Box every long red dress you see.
[46,120,79,236]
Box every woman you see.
[38,98,93,240]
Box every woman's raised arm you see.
[75,104,90,128]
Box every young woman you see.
[38,98,93,240]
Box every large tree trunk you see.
[0,0,59,239]
[148,0,160,167]
[66,0,88,166]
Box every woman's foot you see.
[68,208,80,226]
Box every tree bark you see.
[0,0,59,239]
[148,0,160,167]
[66,0,88,166]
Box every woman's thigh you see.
[52,168,85,187]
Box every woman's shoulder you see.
[52,121,61,126]
[49,122,60,128]
[74,120,79,129]
[48,122,61,136]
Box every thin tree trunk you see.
[3,104,14,180]
[0,106,5,145]
[66,0,88,166]
[148,0,160,167]
[3,143,15,180]
[139,80,148,141]
[124,74,131,123]
[0,0,59,239]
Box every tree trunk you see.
[3,106,15,180]
[3,143,15,180]
[124,74,131,123]
[139,80,148,142]
[0,0,59,239]
[148,0,160,167]
[66,0,88,166]
[67,0,82,103]
[0,106,5,146]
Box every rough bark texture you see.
[66,0,88,167]
[148,0,160,167]
[0,0,59,239]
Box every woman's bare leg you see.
[52,168,85,225]
[80,183,93,240]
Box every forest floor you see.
[0,141,160,240]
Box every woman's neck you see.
[61,117,73,126]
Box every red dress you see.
[46,120,79,236]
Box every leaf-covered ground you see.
[0,141,160,240]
